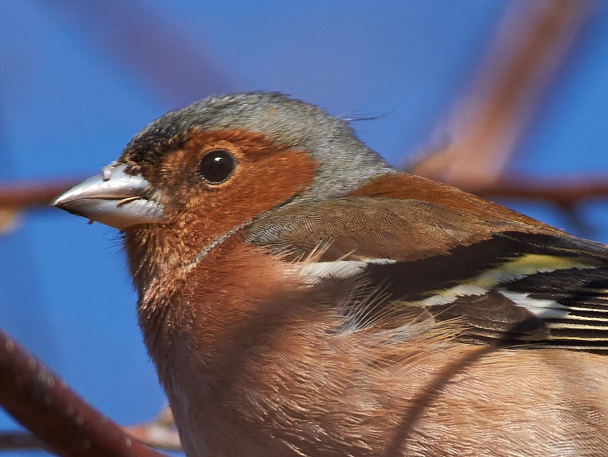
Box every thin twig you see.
[460,174,608,208]
[0,179,79,209]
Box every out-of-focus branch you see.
[0,328,167,457]
[49,0,236,107]
[462,174,608,208]
[0,431,43,451]
[409,0,593,189]
[0,180,78,209]
[0,179,79,234]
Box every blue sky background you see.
[1,2,607,456]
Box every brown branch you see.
[0,431,44,451]
[458,174,608,208]
[48,0,235,106]
[410,0,592,186]
[0,179,80,209]
[0,406,182,453]
[0,328,167,457]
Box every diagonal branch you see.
[0,328,167,457]
[409,0,593,188]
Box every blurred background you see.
[1,1,607,455]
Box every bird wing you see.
[246,193,608,351]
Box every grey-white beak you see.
[52,163,165,230]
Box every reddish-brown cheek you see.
[160,139,318,248]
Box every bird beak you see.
[52,163,165,230]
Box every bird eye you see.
[197,149,236,184]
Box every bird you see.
[53,92,608,456]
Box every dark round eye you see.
[197,149,236,184]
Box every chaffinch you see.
[53,92,608,456]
